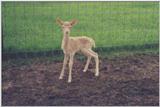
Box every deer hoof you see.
[83,70,87,72]
[95,72,99,77]
[68,79,71,83]
[59,76,63,80]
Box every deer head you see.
[56,18,78,35]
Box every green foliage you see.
[2,2,159,53]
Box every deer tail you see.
[90,38,96,48]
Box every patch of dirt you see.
[2,54,159,106]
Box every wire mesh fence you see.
[2,1,159,60]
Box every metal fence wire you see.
[2,1,159,60]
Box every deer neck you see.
[62,33,70,49]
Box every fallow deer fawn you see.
[56,18,99,83]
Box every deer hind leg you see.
[82,49,99,76]
[83,56,91,72]
[68,53,75,83]
[59,54,69,80]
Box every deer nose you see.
[66,31,69,34]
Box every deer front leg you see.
[68,53,75,83]
[59,54,69,80]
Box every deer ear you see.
[70,19,78,26]
[56,18,63,26]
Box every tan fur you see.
[57,18,99,83]
[62,36,95,53]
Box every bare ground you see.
[2,53,159,106]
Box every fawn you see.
[56,18,99,83]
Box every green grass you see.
[2,2,159,53]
